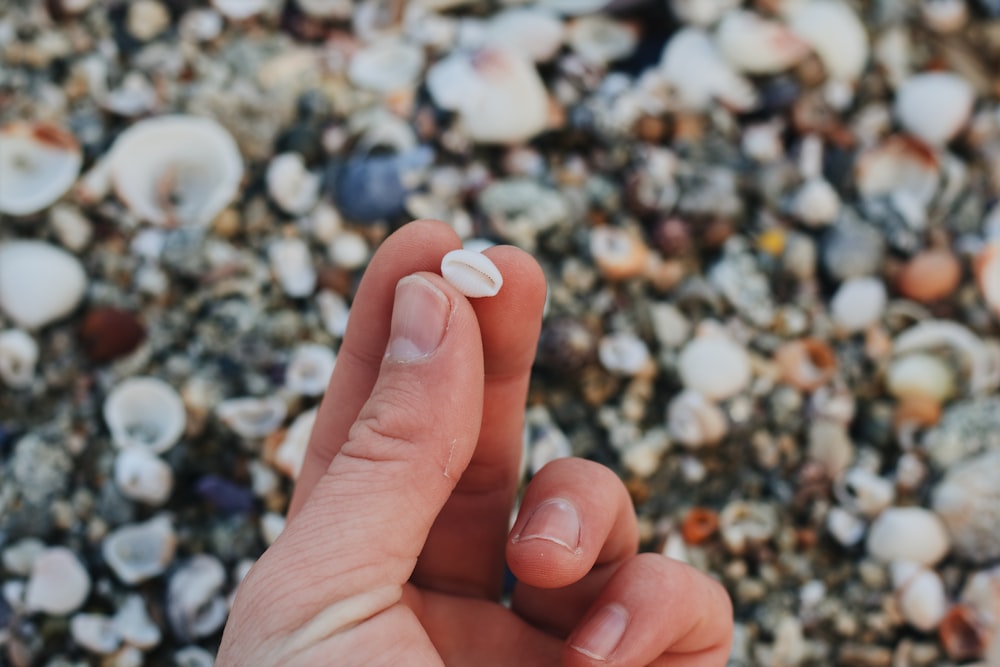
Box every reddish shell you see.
[896,249,962,302]
[590,226,650,281]
[938,604,985,662]
[681,507,719,545]
[774,338,838,392]
[893,395,943,430]
[78,307,146,363]
[975,241,1000,317]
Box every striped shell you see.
[440,249,503,298]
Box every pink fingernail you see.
[569,603,629,662]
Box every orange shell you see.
[896,249,962,302]
[774,338,838,392]
[681,507,720,545]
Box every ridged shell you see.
[440,249,503,298]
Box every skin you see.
[218,220,734,666]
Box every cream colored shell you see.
[440,249,503,298]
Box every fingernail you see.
[386,275,451,362]
[569,603,629,662]
[511,498,581,553]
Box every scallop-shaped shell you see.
[0,121,82,216]
[784,0,869,82]
[426,47,548,144]
[483,8,565,63]
[167,555,228,642]
[0,241,87,330]
[855,135,940,207]
[114,447,174,506]
[0,329,38,389]
[659,28,758,112]
[895,72,975,146]
[106,115,243,227]
[976,241,1000,318]
[677,334,752,401]
[266,153,320,216]
[667,389,729,448]
[217,396,287,439]
[268,236,317,298]
[893,320,1000,395]
[715,10,810,75]
[932,450,1000,563]
[866,507,951,566]
[440,248,503,298]
[102,515,177,584]
[25,547,91,615]
[113,594,162,650]
[104,377,187,454]
[891,560,948,632]
[348,38,425,93]
[284,343,336,396]
[567,15,638,65]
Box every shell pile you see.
[2,0,1000,664]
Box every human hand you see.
[218,220,734,666]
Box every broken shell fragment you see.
[895,72,975,146]
[892,560,948,632]
[268,236,317,298]
[114,594,162,650]
[677,334,752,401]
[106,115,243,227]
[271,407,317,480]
[0,241,87,330]
[114,447,174,506]
[167,555,228,641]
[348,38,425,93]
[659,28,757,112]
[217,396,287,439]
[0,329,39,389]
[483,8,565,63]
[0,121,82,216]
[440,248,503,297]
[774,338,837,392]
[715,10,809,75]
[598,332,651,376]
[102,515,177,584]
[667,389,729,448]
[266,153,320,216]
[566,15,637,65]
[284,343,336,396]
[70,614,121,655]
[104,377,187,454]
[25,547,91,615]
[932,450,1000,563]
[784,0,869,84]
[589,226,650,281]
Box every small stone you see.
[78,307,146,364]
[126,0,170,41]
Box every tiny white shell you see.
[891,560,947,631]
[104,377,187,454]
[70,613,121,655]
[114,447,174,506]
[0,329,39,389]
[440,249,503,298]
[25,547,91,615]
[102,515,177,584]
[866,507,950,567]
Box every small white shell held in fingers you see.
[441,249,503,298]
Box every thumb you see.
[230,273,485,641]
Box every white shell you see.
[266,153,320,216]
[835,468,896,518]
[895,72,975,146]
[25,547,91,615]
[268,237,317,298]
[670,0,739,27]
[525,406,573,476]
[886,353,957,403]
[107,115,243,227]
[932,450,1000,563]
[284,343,336,396]
[667,389,729,448]
[891,560,947,631]
[893,320,999,395]
[855,136,939,207]
[598,332,651,376]
[174,646,217,667]
[70,613,121,654]
[211,0,267,20]
[830,277,887,333]
[104,377,187,454]
[921,0,969,33]
[295,0,351,19]
[0,121,82,216]
[327,230,370,270]
[677,334,752,401]
[718,501,779,555]
[785,0,869,83]
[567,15,638,65]
[217,396,287,439]
[426,47,548,144]
[441,249,503,298]
[807,420,854,478]
[113,594,162,650]
[49,204,94,252]
[114,447,174,506]
[349,38,425,93]
[102,515,177,584]
[659,28,757,112]
[274,407,317,480]
[826,506,866,547]
[317,290,350,338]
[167,555,228,641]
[2,538,45,576]
[482,8,565,63]
[0,329,39,389]
[791,178,840,227]
[0,241,87,330]
[260,512,286,546]
[715,10,809,75]
[866,507,951,566]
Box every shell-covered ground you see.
[1,0,1000,665]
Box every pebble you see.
[677,333,752,401]
[0,241,87,330]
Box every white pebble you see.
[266,153,320,216]
[2,538,45,576]
[440,249,503,298]
[260,512,286,545]
[830,277,887,333]
[895,72,974,146]
[677,334,751,401]
[327,230,370,270]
